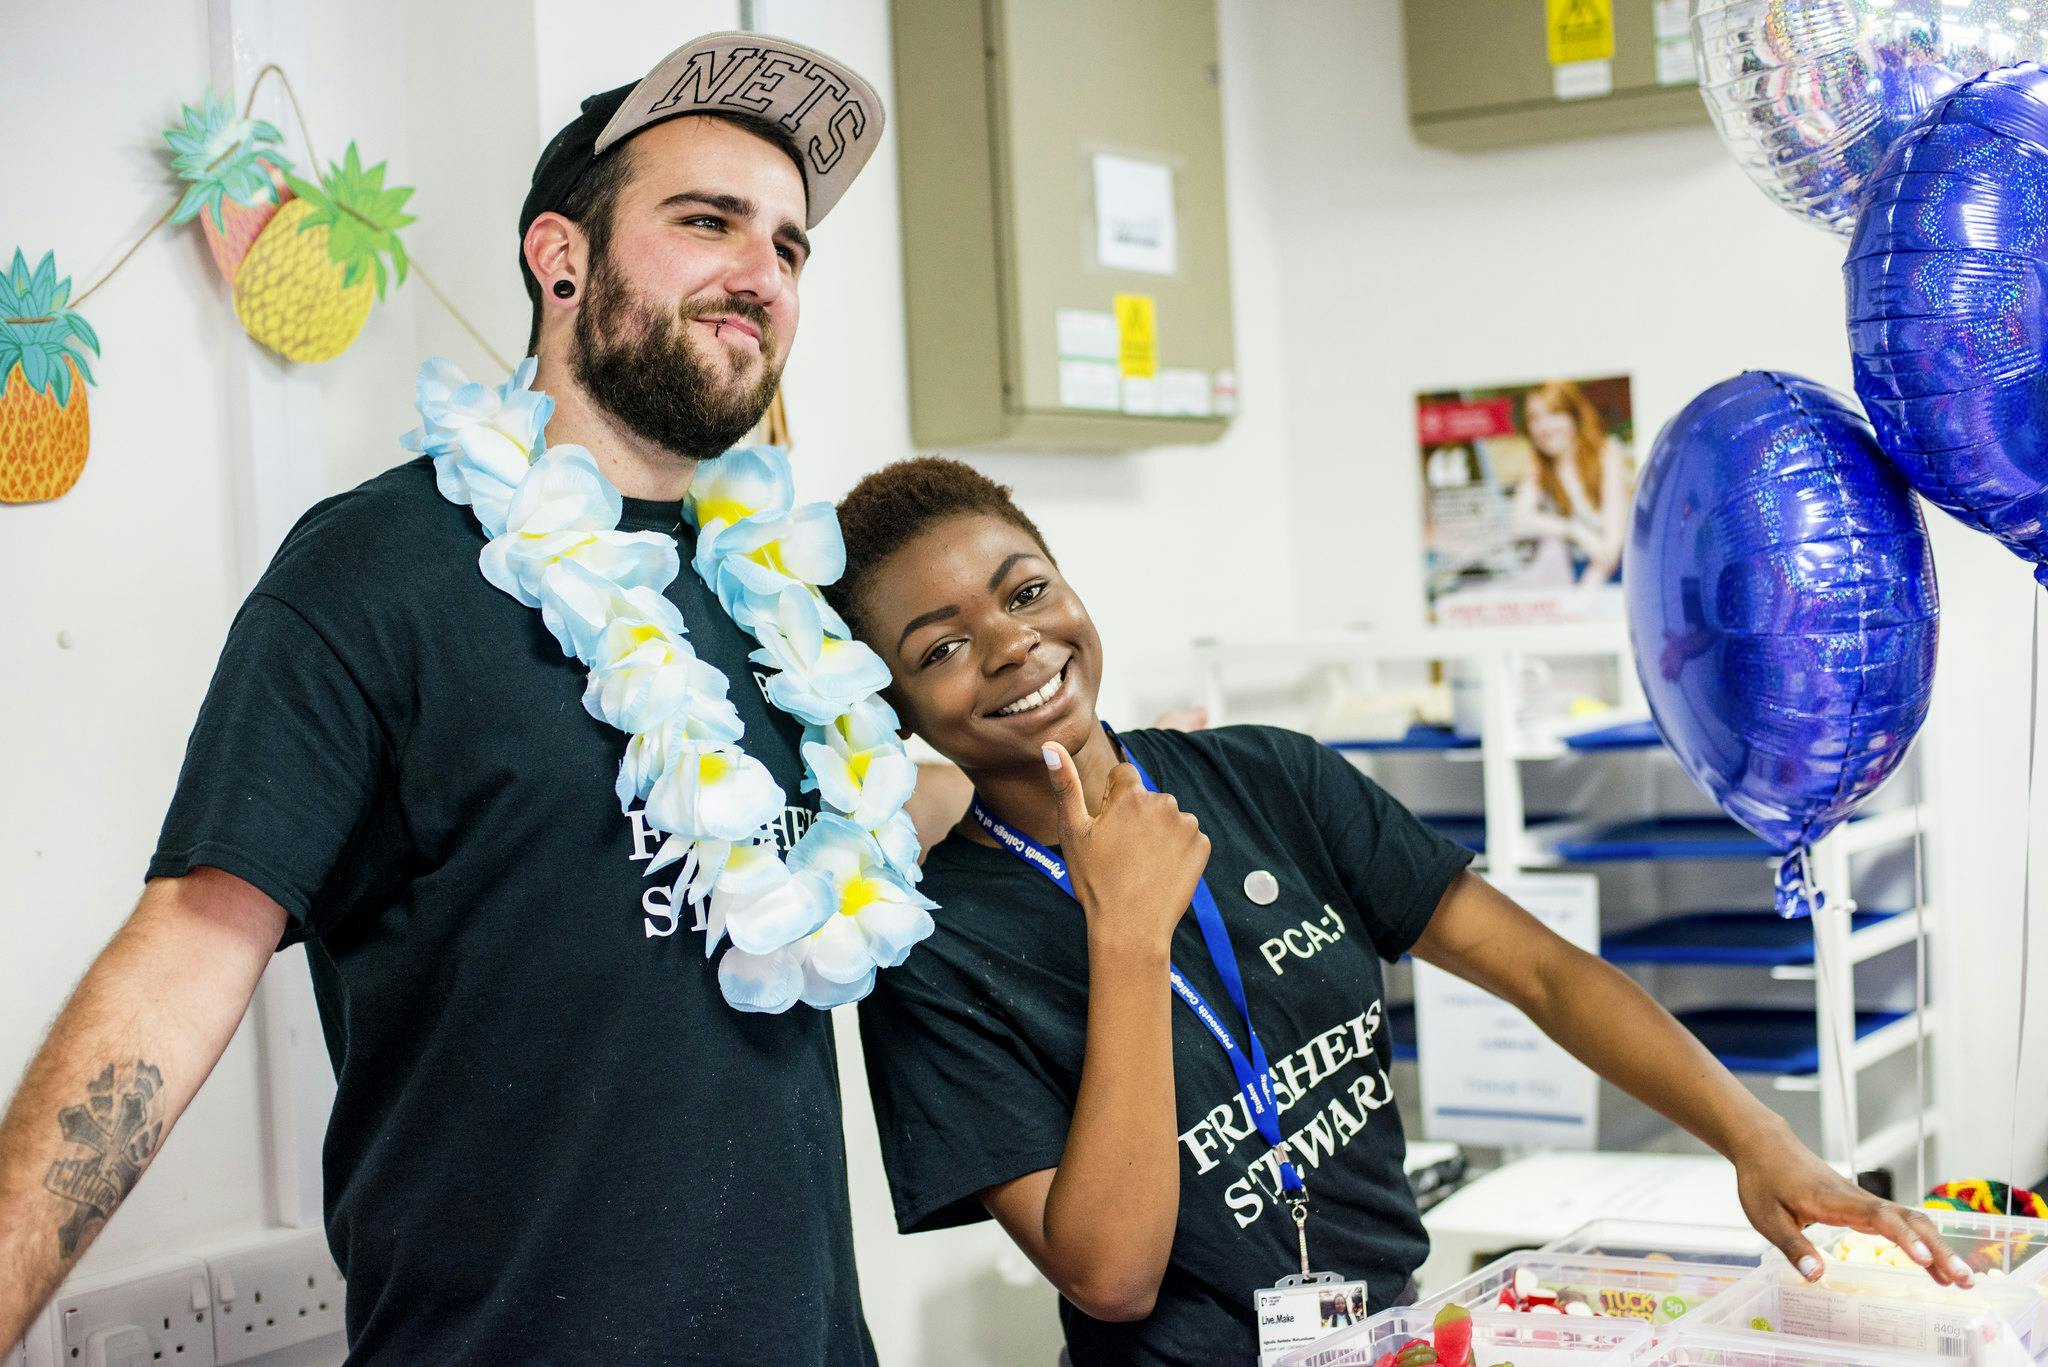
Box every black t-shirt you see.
[858,725,1473,1367]
[149,457,874,1367]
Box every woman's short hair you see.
[827,456,1052,639]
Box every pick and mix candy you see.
[1431,1302,1472,1367]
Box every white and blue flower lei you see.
[401,357,934,1013]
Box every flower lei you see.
[401,357,935,1013]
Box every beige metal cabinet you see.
[1404,0,1707,150]
[892,0,1236,449]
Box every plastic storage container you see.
[1627,1323,1961,1366]
[1272,1301,1650,1367]
[1807,1206,2048,1285]
[1543,1220,1770,1270]
[1420,1250,1751,1327]
[1691,1260,2043,1360]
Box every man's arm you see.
[0,868,286,1345]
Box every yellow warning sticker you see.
[1547,0,1614,65]
[1113,294,1158,378]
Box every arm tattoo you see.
[42,1061,164,1258]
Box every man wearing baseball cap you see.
[0,33,889,1365]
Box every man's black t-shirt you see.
[149,457,875,1367]
[858,725,1473,1367]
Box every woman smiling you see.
[827,458,1967,1367]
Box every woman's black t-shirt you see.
[858,724,1474,1366]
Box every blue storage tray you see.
[1552,816,1773,862]
[1415,812,1572,854]
[1561,718,1663,751]
[1674,1007,1907,1075]
[1418,814,1487,852]
[1391,1003,1906,1075]
[1601,910,1899,967]
[1325,725,1479,753]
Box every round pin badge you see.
[1243,870,1279,905]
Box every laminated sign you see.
[1547,0,1614,64]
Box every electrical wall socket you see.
[26,1254,214,1367]
[202,1229,344,1365]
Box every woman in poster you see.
[1509,379,1632,586]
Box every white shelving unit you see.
[1191,624,1937,1180]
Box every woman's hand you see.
[1731,1118,1974,1286]
[1043,741,1209,960]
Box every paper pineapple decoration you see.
[0,250,101,504]
[167,90,415,365]
[164,93,297,283]
[234,145,414,363]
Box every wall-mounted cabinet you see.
[1404,0,1709,150]
[892,0,1237,449]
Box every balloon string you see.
[2014,590,2040,1216]
[1911,748,1928,1200]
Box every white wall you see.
[4,1,2044,1363]
[0,0,272,1274]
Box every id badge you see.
[1254,1271,1370,1366]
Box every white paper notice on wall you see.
[1059,359,1122,411]
[1092,153,1178,276]
[1056,308,1120,362]
[1414,873,1599,1150]
[1553,59,1613,101]
[1157,368,1212,417]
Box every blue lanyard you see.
[967,727,1306,1199]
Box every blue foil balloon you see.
[1627,373,1939,916]
[1848,63,2048,583]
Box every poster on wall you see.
[1413,873,1599,1150]
[1417,374,1637,629]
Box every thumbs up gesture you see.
[1042,741,1211,960]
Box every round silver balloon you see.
[1692,0,2043,234]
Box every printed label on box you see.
[1056,308,1119,362]
[1213,369,1239,416]
[1548,0,1614,63]
[1157,368,1212,417]
[1655,37,1696,86]
[1121,375,1160,416]
[1059,359,1122,411]
[1113,294,1158,378]
[1553,59,1613,101]
[1093,153,1178,276]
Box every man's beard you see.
[570,255,782,461]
